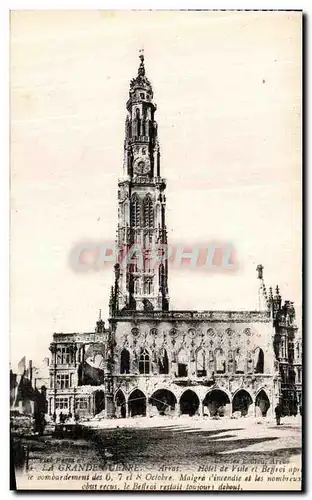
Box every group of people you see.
[52,411,79,425]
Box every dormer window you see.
[140,93,145,99]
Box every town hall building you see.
[47,53,302,421]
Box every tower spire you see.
[138,49,145,76]
[112,54,169,315]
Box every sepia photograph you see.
[9,10,302,491]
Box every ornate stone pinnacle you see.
[256,264,263,280]
[138,48,145,76]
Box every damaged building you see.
[47,53,302,420]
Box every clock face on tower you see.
[134,158,150,175]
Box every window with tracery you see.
[131,194,141,227]
[134,278,140,294]
[139,349,150,374]
[143,194,154,227]
[208,350,215,373]
[144,255,152,272]
[144,277,153,295]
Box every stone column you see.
[249,402,256,417]
[224,403,232,418]
[199,402,204,417]
[105,394,115,418]
[146,398,151,418]
[125,401,129,418]
[174,404,180,417]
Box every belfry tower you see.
[111,52,169,314]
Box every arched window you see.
[208,350,214,374]
[144,231,153,247]
[120,349,130,374]
[196,349,206,377]
[235,348,245,373]
[139,349,150,375]
[126,116,132,139]
[143,194,154,227]
[215,348,226,374]
[144,277,153,295]
[158,349,169,374]
[177,349,188,378]
[131,193,141,227]
[143,255,151,272]
[254,347,264,374]
[133,277,140,294]
[228,350,234,373]
[135,108,141,136]
[142,108,147,135]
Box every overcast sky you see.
[10,10,301,368]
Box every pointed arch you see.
[130,193,141,227]
[179,390,199,416]
[115,389,126,418]
[232,389,253,417]
[255,389,270,416]
[150,389,176,415]
[128,388,146,417]
[120,349,130,374]
[203,389,230,417]
[143,194,154,227]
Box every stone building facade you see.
[47,54,302,420]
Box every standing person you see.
[275,403,282,425]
